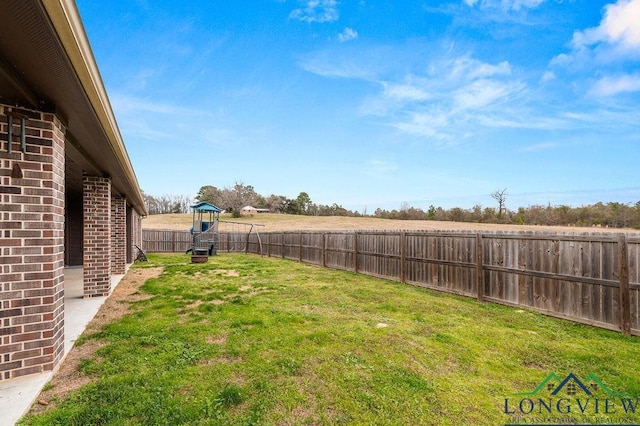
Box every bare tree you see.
[143,192,192,214]
[220,182,260,217]
[265,194,287,213]
[491,188,508,218]
[196,182,260,216]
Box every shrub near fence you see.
[142,229,640,336]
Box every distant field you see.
[142,213,639,234]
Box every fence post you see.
[400,232,406,283]
[618,234,631,336]
[322,233,327,268]
[172,231,176,252]
[267,233,271,257]
[299,232,303,262]
[476,233,484,302]
[354,231,359,273]
[281,232,285,259]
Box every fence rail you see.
[143,228,259,254]
[142,228,640,336]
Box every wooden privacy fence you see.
[143,229,259,254]
[143,228,640,336]
[143,229,193,253]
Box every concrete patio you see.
[0,268,126,425]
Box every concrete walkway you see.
[0,268,126,425]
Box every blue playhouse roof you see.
[190,202,222,212]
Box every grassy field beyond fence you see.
[22,253,640,425]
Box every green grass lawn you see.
[21,253,640,425]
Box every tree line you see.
[142,192,192,215]
[195,183,356,218]
[143,183,640,229]
[373,202,640,229]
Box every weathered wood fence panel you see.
[629,239,640,332]
[221,231,248,252]
[403,232,477,297]
[142,228,640,335]
[325,232,355,272]
[142,229,193,253]
[479,234,625,331]
[356,232,401,281]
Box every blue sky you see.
[76,0,640,212]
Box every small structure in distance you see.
[241,205,269,215]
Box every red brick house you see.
[1,0,147,380]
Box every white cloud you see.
[589,74,640,96]
[109,93,230,146]
[508,0,545,10]
[369,159,398,174]
[521,142,557,152]
[474,114,569,130]
[338,27,358,42]
[390,110,452,141]
[549,53,570,67]
[550,0,640,99]
[290,0,339,23]
[540,71,555,83]
[111,93,181,115]
[571,0,640,51]
[369,55,527,141]
[462,0,545,11]
[382,82,432,102]
[453,79,521,110]
[304,38,635,145]
[352,54,520,135]
[299,53,374,79]
[298,45,398,80]
[451,57,511,80]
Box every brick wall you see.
[83,175,111,297]
[0,105,66,380]
[111,194,126,274]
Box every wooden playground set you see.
[187,202,264,263]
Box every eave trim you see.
[41,0,147,216]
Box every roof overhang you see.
[0,0,147,216]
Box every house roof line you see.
[42,0,146,215]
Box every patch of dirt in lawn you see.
[184,299,205,310]
[179,269,240,278]
[199,356,243,366]
[206,334,227,345]
[27,266,163,416]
